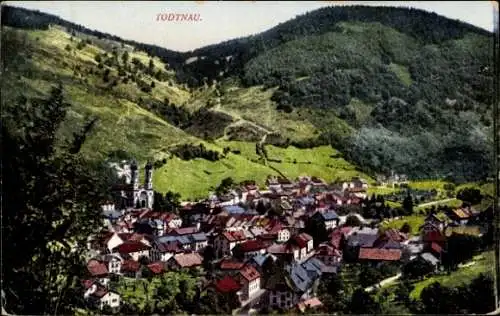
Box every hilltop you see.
[1,5,495,198]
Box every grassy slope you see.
[410,251,495,299]
[4,26,369,199]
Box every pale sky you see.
[3,1,497,52]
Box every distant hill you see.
[1,4,495,186]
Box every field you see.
[410,251,495,299]
[155,142,371,199]
[381,215,425,235]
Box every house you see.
[222,205,246,216]
[358,248,402,263]
[84,282,121,311]
[314,243,342,266]
[120,260,141,278]
[290,233,314,257]
[248,253,278,275]
[218,258,246,275]
[166,252,203,270]
[346,227,379,249]
[420,252,440,271]
[373,228,408,249]
[236,265,261,301]
[161,213,183,229]
[214,275,242,295]
[146,262,166,276]
[268,233,314,262]
[234,239,269,261]
[297,297,323,313]
[87,259,110,286]
[101,254,123,275]
[446,207,476,225]
[190,232,208,251]
[341,177,368,191]
[421,213,446,232]
[113,240,150,261]
[311,210,340,230]
[151,241,184,262]
[266,263,317,311]
[104,232,126,253]
[301,257,332,278]
[266,221,291,243]
[214,230,247,259]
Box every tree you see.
[402,257,435,280]
[2,85,111,314]
[400,222,412,234]
[358,265,383,288]
[456,187,483,205]
[122,51,129,64]
[442,233,482,270]
[215,177,235,196]
[164,191,181,213]
[304,216,328,247]
[345,214,362,227]
[256,200,268,215]
[420,282,460,314]
[347,288,381,314]
[148,58,155,74]
[402,193,414,215]
[318,274,348,312]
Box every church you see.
[113,160,154,209]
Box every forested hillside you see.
[1,4,495,185]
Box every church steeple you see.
[144,161,153,190]
[130,160,139,190]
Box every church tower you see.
[130,160,139,190]
[144,161,153,190]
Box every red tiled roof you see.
[90,286,108,299]
[147,262,165,274]
[316,243,341,257]
[87,259,108,276]
[172,226,198,236]
[171,253,203,268]
[423,230,446,243]
[297,297,323,312]
[117,233,133,241]
[121,260,140,272]
[239,265,260,282]
[290,233,312,248]
[257,233,278,241]
[358,248,401,261]
[384,228,408,242]
[239,239,268,252]
[114,240,150,254]
[220,258,245,270]
[431,242,443,254]
[267,243,298,254]
[222,230,247,242]
[215,275,242,293]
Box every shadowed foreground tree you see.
[2,84,113,314]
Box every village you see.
[82,161,494,314]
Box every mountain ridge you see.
[1,4,495,194]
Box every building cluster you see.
[82,162,488,313]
